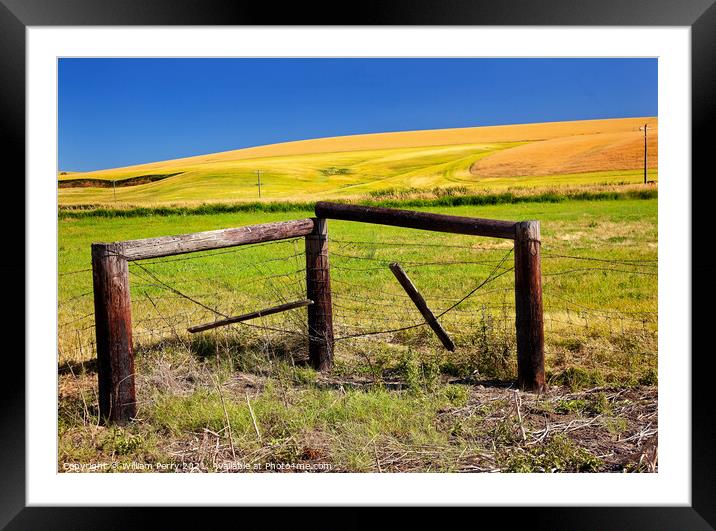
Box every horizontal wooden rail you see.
[104,218,316,261]
[315,202,517,239]
[188,299,313,333]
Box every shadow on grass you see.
[134,329,311,367]
[58,358,97,376]
[451,377,518,389]
[69,331,522,393]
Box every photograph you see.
[57,57,659,474]
[2,5,707,524]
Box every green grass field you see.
[58,197,657,472]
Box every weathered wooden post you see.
[305,218,334,371]
[514,221,546,392]
[91,242,136,424]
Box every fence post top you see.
[309,217,327,235]
[515,220,541,241]
[91,241,126,259]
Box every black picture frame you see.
[3,1,711,528]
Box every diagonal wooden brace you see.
[389,262,455,351]
[187,299,313,333]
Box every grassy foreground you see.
[58,195,657,472]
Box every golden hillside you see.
[470,121,657,178]
[63,117,657,180]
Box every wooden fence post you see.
[91,242,136,424]
[514,221,546,392]
[305,218,334,371]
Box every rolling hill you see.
[58,117,658,205]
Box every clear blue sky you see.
[58,58,657,172]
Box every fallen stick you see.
[246,393,262,444]
[513,390,527,442]
[188,299,313,333]
[389,263,455,351]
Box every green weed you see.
[502,434,603,472]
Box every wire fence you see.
[58,230,658,368]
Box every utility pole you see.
[256,170,262,198]
[639,123,648,184]
[112,180,117,202]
